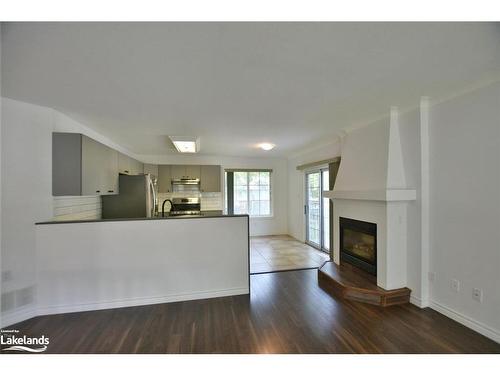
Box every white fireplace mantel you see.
[323,189,416,202]
[331,197,410,290]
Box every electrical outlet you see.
[428,271,435,282]
[451,278,460,292]
[472,288,483,303]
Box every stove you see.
[169,210,201,216]
[169,197,201,216]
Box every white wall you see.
[429,81,500,340]
[1,98,53,325]
[286,139,341,241]
[141,154,288,236]
[35,217,249,317]
[0,21,3,316]
[398,108,423,304]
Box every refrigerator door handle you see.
[149,178,157,217]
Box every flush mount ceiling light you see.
[169,136,200,153]
[258,142,275,151]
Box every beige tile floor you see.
[250,235,330,274]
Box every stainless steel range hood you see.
[171,178,200,185]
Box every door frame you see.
[305,168,329,253]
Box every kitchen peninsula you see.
[35,214,249,316]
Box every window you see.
[225,170,271,217]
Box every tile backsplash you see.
[200,192,223,211]
[157,192,223,212]
[53,196,102,221]
[53,192,222,221]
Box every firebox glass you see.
[343,228,376,263]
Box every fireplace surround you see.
[340,217,377,275]
[323,107,417,291]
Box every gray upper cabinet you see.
[185,165,201,179]
[157,165,172,193]
[118,153,130,174]
[143,164,159,178]
[53,132,119,196]
[118,153,144,175]
[81,136,104,195]
[103,146,119,194]
[53,133,82,196]
[54,136,223,196]
[130,158,144,175]
[156,164,220,193]
[82,136,118,195]
[171,165,201,180]
[170,165,185,180]
[200,165,221,192]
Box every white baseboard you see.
[36,287,249,317]
[430,300,500,344]
[410,295,422,307]
[1,305,37,328]
[410,295,429,308]
[250,233,290,238]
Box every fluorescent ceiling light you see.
[169,136,200,153]
[173,141,196,153]
[258,143,275,151]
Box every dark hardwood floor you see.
[3,269,500,354]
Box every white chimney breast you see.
[333,117,390,192]
[387,107,408,189]
[328,107,415,291]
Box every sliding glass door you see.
[322,169,330,252]
[306,171,321,248]
[305,168,330,252]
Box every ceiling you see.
[1,22,499,157]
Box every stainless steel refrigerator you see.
[101,174,157,219]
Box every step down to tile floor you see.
[318,261,411,306]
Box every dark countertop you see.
[36,211,248,225]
